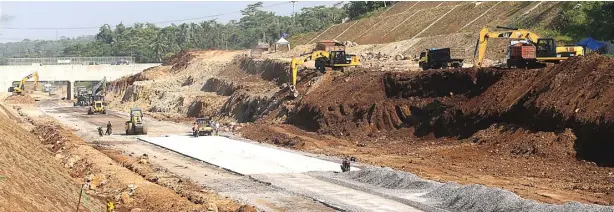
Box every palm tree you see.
[178,23,191,49]
[150,34,167,62]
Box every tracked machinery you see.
[289,40,360,97]
[9,72,39,95]
[474,26,584,68]
[125,107,147,135]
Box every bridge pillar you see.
[67,80,74,100]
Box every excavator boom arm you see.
[474,27,541,67]
[92,77,107,96]
[291,50,330,87]
[15,71,39,92]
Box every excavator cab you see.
[330,50,347,65]
[536,38,557,58]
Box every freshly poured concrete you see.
[139,135,356,175]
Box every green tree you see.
[557,2,614,41]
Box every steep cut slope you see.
[293,1,562,46]
[0,108,105,211]
[286,1,564,64]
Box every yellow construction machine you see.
[474,26,584,68]
[290,40,360,97]
[9,72,39,95]
[87,95,107,115]
[125,107,147,135]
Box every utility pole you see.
[291,1,296,26]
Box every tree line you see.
[2,2,612,64]
[0,2,396,63]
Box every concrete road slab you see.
[253,173,422,212]
[139,135,357,175]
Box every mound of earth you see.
[239,55,614,205]
[5,95,36,104]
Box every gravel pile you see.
[330,167,614,212]
[348,167,439,190]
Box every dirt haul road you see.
[35,102,432,212]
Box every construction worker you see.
[106,121,112,135]
[98,126,104,137]
[341,157,351,172]
[193,122,200,137]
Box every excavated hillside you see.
[240,54,614,204]
[281,1,563,66]
[110,52,614,166]
[107,50,287,123]
[0,107,105,211]
[108,50,614,204]
[292,1,561,46]
[272,54,614,165]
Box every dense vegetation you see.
[557,1,614,41]
[1,2,356,63]
[0,1,399,63]
[0,36,93,64]
[343,1,397,20]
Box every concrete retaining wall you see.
[0,64,159,98]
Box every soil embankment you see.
[241,55,614,204]
[0,107,105,211]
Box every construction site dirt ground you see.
[237,55,614,206]
[100,47,614,209]
[241,123,614,205]
[4,99,252,212]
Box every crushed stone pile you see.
[314,167,614,212]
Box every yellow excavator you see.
[9,72,39,95]
[474,26,584,67]
[290,40,360,97]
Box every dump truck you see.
[125,108,147,135]
[506,40,537,68]
[418,48,464,70]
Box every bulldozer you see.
[87,95,106,115]
[9,72,39,95]
[125,107,147,135]
[289,40,360,97]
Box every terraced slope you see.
[291,1,563,46]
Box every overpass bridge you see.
[0,64,159,99]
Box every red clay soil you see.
[241,55,614,205]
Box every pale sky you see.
[0,1,340,43]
